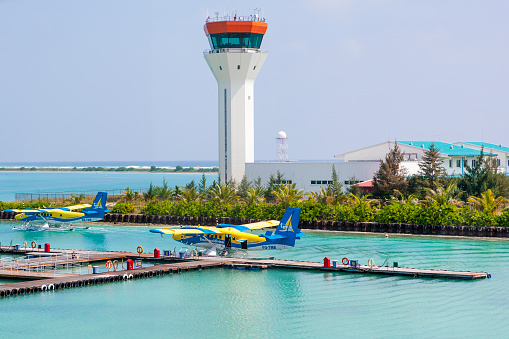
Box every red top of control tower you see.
[204,15,267,50]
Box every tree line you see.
[110,146,509,227]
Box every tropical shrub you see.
[112,202,134,214]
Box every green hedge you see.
[140,200,509,227]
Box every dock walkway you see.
[0,248,491,298]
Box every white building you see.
[455,142,509,174]
[245,141,504,193]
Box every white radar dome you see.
[277,131,287,139]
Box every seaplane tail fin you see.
[91,192,109,212]
[273,207,304,247]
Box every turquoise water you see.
[1,220,508,337]
[0,171,216,201]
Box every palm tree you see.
[143,183,157,201]
[124,187,135,202]
[69,194,84,205]
[347,193,377,209]
[425,181,462,206]
[246,187,265,205]
[272,183,304,208]
[392,190,419,205]
[467,189,508,213]
[178,187,202,203]
[209,183,237,204]
[306,187,339,205]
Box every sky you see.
[1,0,508,163]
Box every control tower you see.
[203,14,268,183]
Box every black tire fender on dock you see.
[149,271,153,277]
[0,290,5,297]
[18,287,25,294]
[197,265,202,270]
[5,289,11,296]
[177,267,182,273]
[11,289,18,295]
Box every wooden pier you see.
[0,247,491,298]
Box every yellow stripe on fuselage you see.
[176,227,265,244]
[15,210,84,220]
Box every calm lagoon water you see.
[0,171,216,202]
[1,220,508,338]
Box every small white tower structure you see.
[276,131,288,162]
[203,13,268,183]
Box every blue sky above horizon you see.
[1,0,508,162]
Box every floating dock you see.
[0,247,490,298]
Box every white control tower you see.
[203,15,268,183]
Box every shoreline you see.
[0,169,218,174]
[2,213,508,239]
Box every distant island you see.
[0,166,218,173]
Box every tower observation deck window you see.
[208,33,264,49]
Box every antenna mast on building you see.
[276,131,288,162]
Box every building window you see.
[449,160,452,168]
[253,66,256,70]
[237,65,240,70]
[472,160,477,167]
[219,66,222,70]
[456,160,461,168]
[311,180,332,185]
[208,32,264,49]
[497,159,501,166]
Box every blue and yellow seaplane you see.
[7,192,110,231]
[150,207,305,256]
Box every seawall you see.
[1,211,508,238]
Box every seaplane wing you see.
[234,220,280,231]
[58,204,92,211]
[7,208,51,213]
[150,227,220,235]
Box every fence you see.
[15,189,144,202]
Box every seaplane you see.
[6,192,110,231]
[150,207,305,256]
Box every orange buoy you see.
[385,234,389,238]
